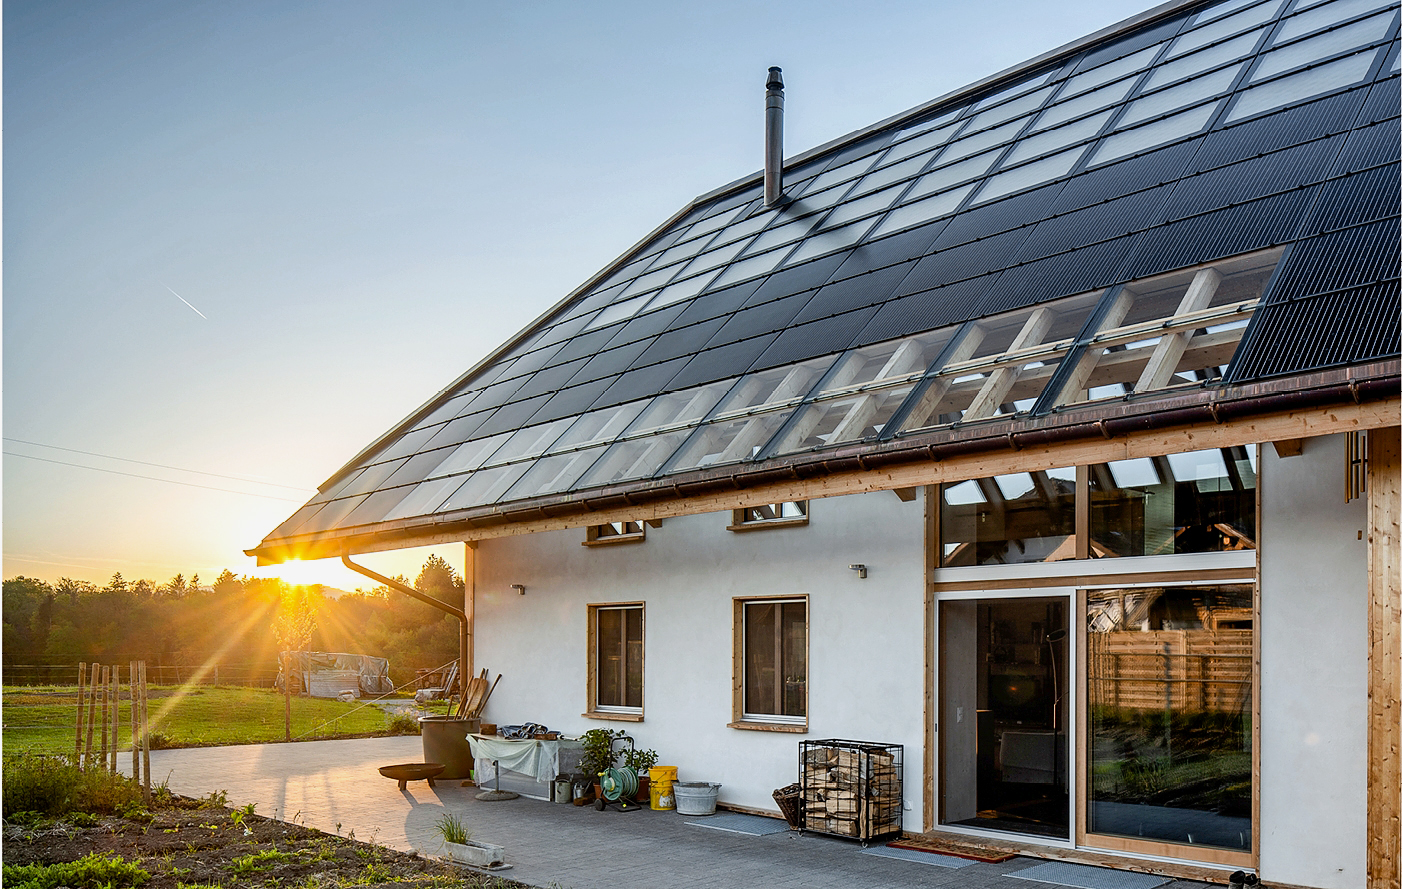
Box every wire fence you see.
[2,663,280,688]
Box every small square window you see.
[583,521,646,546]
[733,597,808,730]
[587,603,644,720]
[729,501,809,531]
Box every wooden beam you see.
[309,397,1398,554]
[1058,289,1135,406]
[1134,268,1221,393]
[463,542,476,688]
[1271,438,1305,458]
[923,485,938,833]
[893,487,918,503]
[1368,425,1401,889]
[963,307,1055,421]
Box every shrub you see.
[385,712,420,736]
[2,755,144,819]
[2,851,150,889]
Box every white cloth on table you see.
[467,734,575,784]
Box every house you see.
[248,0,1400,884]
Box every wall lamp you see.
[511,584,526,596]
[849,564,867,579]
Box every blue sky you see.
[4,0,1151,588]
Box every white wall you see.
[1260,434,1367,889]
[472,489,929,828]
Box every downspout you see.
[341,554,469,702]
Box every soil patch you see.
[3,795,529,888]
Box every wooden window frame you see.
[583,521,646,547]
[730,595,809,732]
[583,601,645,722]
[728,501,810,532]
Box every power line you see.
[3,437,311,491]
[4,452,307,502]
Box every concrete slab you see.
[126,738,1216,889]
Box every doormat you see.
[886,835,1016,863]
[861,844,974,868]
[685,813,790,836]
[1010,861,1170,889]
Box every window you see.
[587,603,644,720]
[940,468,1079,566]
[583,521,645,546]
[734,597,808,729]
[729,501,809,531]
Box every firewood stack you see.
[801,743,902,839]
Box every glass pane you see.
[883,121,962,164]
[783,216,881,264]
[1226,48,1379,121]
[938,117,1026,165]
[849,152,932,197]
[773,384,919,453]
[1277,0,1398,43]
[745,602,778,715]
[940,469,1078,565]
[1008,110,1115,164]
[707,247,789,290]
[966,84,1056,130]
[974,146,1087,204]
[480,419,572,467]
[1089,102,1219,166]
[780,602,807,718]
[1087,584,1254,852]
[597,608,625,708]
[1116,62,1243,129]
[1090,446,1257,557]
[586,295,649,330]
[500,446,608,501]
[1035,77,1139,131]
[644,267,722,310]
[1144,27,1266,91]
[383,476,464,521]
[438,462,532,510]
[576,427,694,487]
[869,183,977,239]
[1063,43,1163,98]
[1193,0,1263,24]
[1253,10,1394,81]
[1168,0,1285,58]
[939,597,1069,838]
[549,402,649,453]
[626,607,644,708]
[904,151,1003,202]
[428,431,512,478]
[820,185,904,229]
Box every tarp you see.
[278,651,393,697]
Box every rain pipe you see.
[340,554,469,701]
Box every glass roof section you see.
[257,0,1400,551]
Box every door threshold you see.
[910,828,1240,883]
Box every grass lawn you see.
[2,686,416,755]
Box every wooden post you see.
[75,662,87,762]
[1368,425,1401,889]
[99,665,110,768]
[139,660,151,800]
[110,665,119,774]
[283,652,293,742]
[130,661,140,783]
[464,542,477,697]
[85,662,99,766]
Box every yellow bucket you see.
[649,766,678,810]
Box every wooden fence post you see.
[85,664,98,766]
[138,661,151,800]
[110,665,119,774]
[99,665,110,768]
[75,662,87,762]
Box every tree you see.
[212,569,243,597]
[415,554,463,603]
[273,587,318,742]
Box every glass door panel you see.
[941,596,1070,838]
[1084,584,1254,854]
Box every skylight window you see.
[1225,48,1380,121]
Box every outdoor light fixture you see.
[511,584,526,596]
[849,564,867,579]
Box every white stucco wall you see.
[472,489,929,828]
[1259,434,1367,889]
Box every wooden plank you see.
[1368,425,1401,889]
[923,484,937,833]
[75,662,86,762]
[1135,268,1221,393]
[1271,438,1304,458]
[464,542,476,685]
[322,397,1399,553]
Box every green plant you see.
[435,812,470,845]
[2,754,145,819]
[578,728,627,778]
[199,789,228,808]
[621,746,658,774]
[386,711,420,735]
[2,851,150,889]
[230,848,290,875]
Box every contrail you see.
[162,282,207,319]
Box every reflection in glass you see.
[1090,446,1257,557]
[1086,584,1254,851]
[596,606,643,710]
[940,468,1077,566]
[744,600,807,719]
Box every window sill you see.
[728,720,807,733]
[583,710,644,722]
[726,518,809,533]
[581,535,645,547]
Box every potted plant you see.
[578,728,627,798]
[622,746,659,802]
[435,813,504,868]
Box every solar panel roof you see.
[252,0,1400,561]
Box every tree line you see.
[2,555,464,688]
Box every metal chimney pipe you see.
[764,66,785,206]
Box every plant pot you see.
[442,839,504,868]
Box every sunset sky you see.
[4,0,1150,590]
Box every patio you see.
[126,736,1218,889]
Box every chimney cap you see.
[767,67,784,90]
